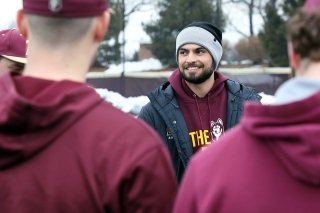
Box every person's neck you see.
[298,62,320,79]
[23,46,94,82]
[185,74,215,98]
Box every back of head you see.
[287,0,320,62]
[0,29,27,64]
[175,21,223,70]
[22,0,109,46]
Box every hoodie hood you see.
[0,73,102,170]
[273,77,320,105]
[242,90,320,185]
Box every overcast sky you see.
[0,0,263,57]
[0,0,22,29]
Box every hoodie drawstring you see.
[207,95,212,125]
[194,94,204,130]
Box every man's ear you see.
[287,41,300,71]
[16,9,28,38]
[94,11,110,42]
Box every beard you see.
[180,63,214,84]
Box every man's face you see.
[177,43,214,84]
[0,57,24,74]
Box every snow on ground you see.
[95,80,275,116]
[106,58,163,73]
[95,59,159,115]
[96,88,150,115]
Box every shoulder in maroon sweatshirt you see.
[174,93,320,213]
[0,72,177,213]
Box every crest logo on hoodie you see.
[210,118,224,141]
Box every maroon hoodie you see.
[0,73,177,213]
[169,70,228,152]
[174,92,320,213]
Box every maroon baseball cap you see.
[23,0,109,17]
[304,0,320,12]
[0,29,27,64]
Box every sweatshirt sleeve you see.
[96,113,177,213]
[173,162,198,213]
[123,144,178,213]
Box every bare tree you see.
[225,0,268,37]
[257,0,277,23]
[95,0,153,67]
[235,36,265,64]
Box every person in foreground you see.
[138,21,261,181]
[173,0,320,212]
[0,0,177,212]
[0,28,27,74]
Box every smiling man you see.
[174,0,320,212]
[138,21,261,181]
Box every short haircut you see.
[287,9,320,61]
[26,14,94,47]
[0,55,25,74]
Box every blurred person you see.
[0,0,177,212]
[0,28,27,74]
[173,0,320,212]
[138,21,261,181]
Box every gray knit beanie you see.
[176,21,223,70]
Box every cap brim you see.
[2,55,27,64]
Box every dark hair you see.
[185,21,222,45]
[0,56,25,74]
[287,9,320,61]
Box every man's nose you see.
[186,52,196,63]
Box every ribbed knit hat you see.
[0,29,27,64]
[23,0,109,17]
[176,21,223,70]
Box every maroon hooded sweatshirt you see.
[169,70,228,152]
[0,73,177,213]
[174,91,320,213]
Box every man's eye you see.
[197,49,206,54]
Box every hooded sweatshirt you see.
[174,77,320,213]
[0,72,177,213]
[169,70,228,152]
